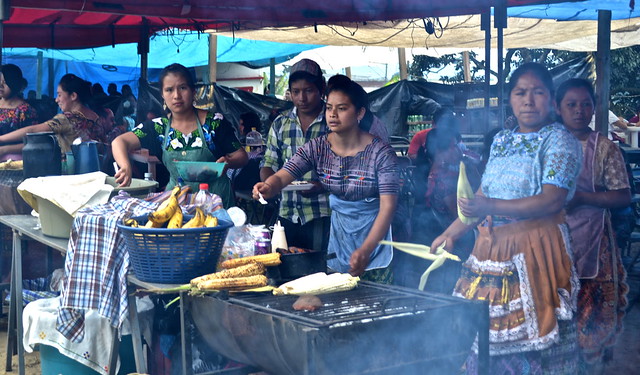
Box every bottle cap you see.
[199,183,209,190]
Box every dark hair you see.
[425,127,459,161]
[432,107,456,129]
[555,78,595,106]
[59,74,92,105]
[290,72,326,95]
[1,64,27,97]
[122,84,133,97]
[159,63,196,91]
[240,111,262,135]
[508,62,554,97]
[326,74,370,129]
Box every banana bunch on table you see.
[123,186,218,229]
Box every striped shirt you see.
[261,106,330,224]
[284,135,399,201]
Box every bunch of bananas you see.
[123,186,219,229]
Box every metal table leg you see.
[4,230,25,374]
[127,292,148,374]
[179,290,192,375]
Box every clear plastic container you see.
[245,127,264,147]
[194,183,214,214]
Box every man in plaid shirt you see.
[260,59,330,251]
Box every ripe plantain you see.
[123,218,139,227]
[148,186,182,225]
[204,214,218,227]
[167,206,184,229]
[183,207,205,228]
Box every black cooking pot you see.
[271,248,336,280]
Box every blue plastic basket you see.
[117,215,233,284]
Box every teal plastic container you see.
[40,335,136,375]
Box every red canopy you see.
[3,0,570,49]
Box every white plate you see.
[282,181,314,191]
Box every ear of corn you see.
[197,275,268,291]
[190,262,266,287]
[273,272,359,296]
[457,161,479,225]
[221,252,281,269]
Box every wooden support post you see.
[398,48,408,80]
[595,10,612,138]
[209,34,218,83]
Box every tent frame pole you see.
[595,10,612,138]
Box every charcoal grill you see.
[189,281,488,375]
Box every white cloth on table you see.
[23,297,130,375]
[17,171,113,217]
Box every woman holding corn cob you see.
[112,63,248,207]
[557,78,629,372]
[431,63,582,373]
[253,75,399,282]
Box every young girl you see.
[557,78,630,373]
[253,75,399,282]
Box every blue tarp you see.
[2,34,322,97]
[509,0,640,21]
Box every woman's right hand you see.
[114,164,133,187]
[430,234,455,255]
[252,181,274,200]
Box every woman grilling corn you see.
[431,63,582,373]
[111,63,247,207]
[253,75,399,282]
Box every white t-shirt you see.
[588,110,625,140]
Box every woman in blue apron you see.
[112,63,247,207]
[253,75,399,283]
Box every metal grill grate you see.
[227,281,464,327]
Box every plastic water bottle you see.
[245,127,263,152]
[144,172,154,181]
[194,183,213,214]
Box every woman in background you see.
[431,63,582,373]
[0,73,110,158]
[254,75,398,281]
[557,78,629,373]
[112,63,247,207]
[0,64,38,159]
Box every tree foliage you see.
[408,46,640,117]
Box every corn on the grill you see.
[220,252,281,269]
[273,272,359,296]
[190,262,266,287]
[457,161,479,225]
[197,275,268,291]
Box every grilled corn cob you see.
[273,272,359,296]
[220,252,281,269]
[457,161,479,225]
[190,262,266,287]
[197,274,268,291]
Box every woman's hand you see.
[565,191,586,213]
[299,180,325,198]
[114,164,133,187]
[253,181,275,200]
[430,234,454,255]
[458,196,493,218]
[349,247,373,277]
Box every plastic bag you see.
[218,225,256,269]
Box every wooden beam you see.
[595,10,611,138]
[398,48,407,80]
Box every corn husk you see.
[457,161,479,225]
